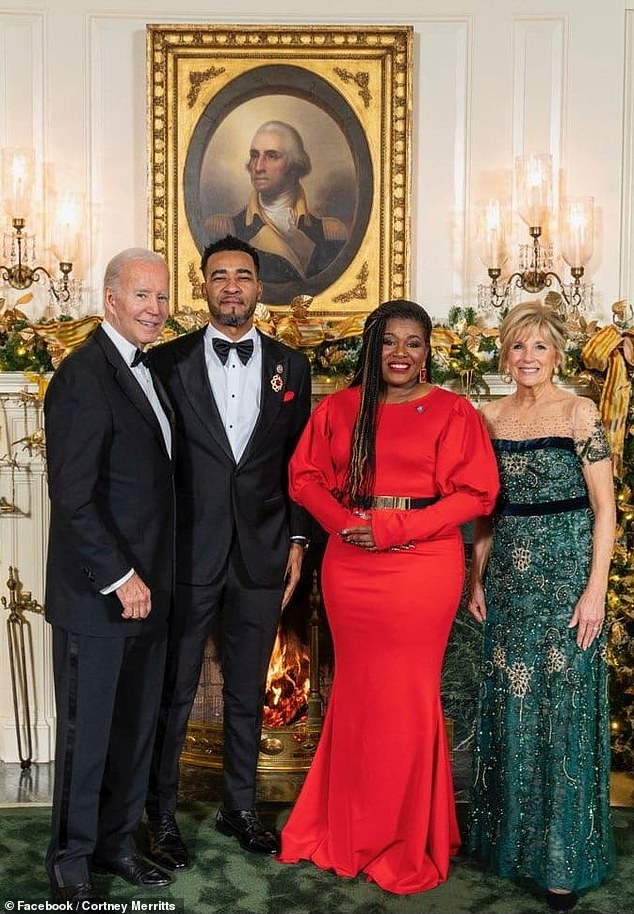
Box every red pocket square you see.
[283,390,295,402]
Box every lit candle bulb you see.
[11,156,27,215]
[478,200,508,269]
[560,197,594,267]
[515,153,553,229]
[52,193,82,263]
[5,150,34,219]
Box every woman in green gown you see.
[467,301,616,911]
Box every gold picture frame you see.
[147,24,412,318]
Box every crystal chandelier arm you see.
[0,217,72,302]
[487,268,524,309]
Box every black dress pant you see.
[147,542,282,814]
[46,625,167,887]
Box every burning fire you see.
[263,629,310,727]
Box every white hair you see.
[103,248,167,296]
[249,121,312,178]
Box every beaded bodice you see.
[493,438,588,504]
[483,395,611,506]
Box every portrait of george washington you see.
[183,66,373,305]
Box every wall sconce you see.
[477,153,594,317]
[0,149,82,307]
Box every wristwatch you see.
[290,535,310,552]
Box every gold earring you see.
[419,366,427,384]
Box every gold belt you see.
[369,495,439,510]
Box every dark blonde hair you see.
[498,300,567,374]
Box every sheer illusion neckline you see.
[486,408,579,442]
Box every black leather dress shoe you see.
[92,853,172,887]
[49,881,102,903]
[146,813,190,870]
[215,808,280,855]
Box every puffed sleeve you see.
[572,396,611,465]
[371,397,500,550]
[289,396,357,534]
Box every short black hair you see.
[200,234,260,277]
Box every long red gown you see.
[278,385,499,895]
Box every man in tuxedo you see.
[44,248,175,902]
[146,234,311,866]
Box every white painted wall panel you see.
[415,19,471,317]
[620,9,634,304]
[0,1,627,321]
[0,13,44,151]
[512,17,566,166]
[88,15,151,310]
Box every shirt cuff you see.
[100,568,134,595]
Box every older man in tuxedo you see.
[146,234,311,867]
[44,248,175,902]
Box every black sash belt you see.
[500,494,590,517]
[369,495,440,510]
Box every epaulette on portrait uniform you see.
[206,213,236,239]
[321,217,349,242]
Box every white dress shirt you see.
[204,324,261,462]
[100,320,172,594]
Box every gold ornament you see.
[32,316,102,368]
[581,320,634,476]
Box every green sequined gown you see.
[468,405,613,892]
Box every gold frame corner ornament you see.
[147,24,412,319]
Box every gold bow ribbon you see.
[31,315,102,368]
[22,371,50,401]
[581,324,634,476]
[431,326,462,351]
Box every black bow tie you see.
[131,348,149,368]
[212,337,254,366]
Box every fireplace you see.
[180,551,458,794]
[181,568,327,773]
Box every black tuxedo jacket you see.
[44,326,175,637]
[149,327,311,587]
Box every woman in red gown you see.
[278,300,499,895]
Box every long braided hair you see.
[342,299,433,509]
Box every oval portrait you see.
[184,65,373,304]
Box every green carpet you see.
[0,802,632,913]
